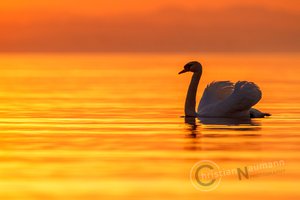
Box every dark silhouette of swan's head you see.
[178,61,202,74]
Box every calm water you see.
[0,53,299,199]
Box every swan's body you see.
[179,61,270,118]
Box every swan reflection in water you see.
[183,116,262,152]
[183,116,261,138]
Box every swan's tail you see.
[250,108,271,118]
[220,81,262,114]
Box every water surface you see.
[0,53,299,199]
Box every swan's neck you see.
[185,72,201,117]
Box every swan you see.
[179,61,270,118]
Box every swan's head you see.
[178,61,202,74]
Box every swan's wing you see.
[218,81,262,114]
[198,81,234,111]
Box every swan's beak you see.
[178,69,188,74]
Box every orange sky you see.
[0,0,299,52]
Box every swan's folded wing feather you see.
[218,81,262,114]
[198,81,234,111]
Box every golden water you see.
[0,53,299,199]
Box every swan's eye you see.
[184,63,193,71]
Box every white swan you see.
[179,61,270,118]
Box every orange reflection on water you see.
[0,53,299,199]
